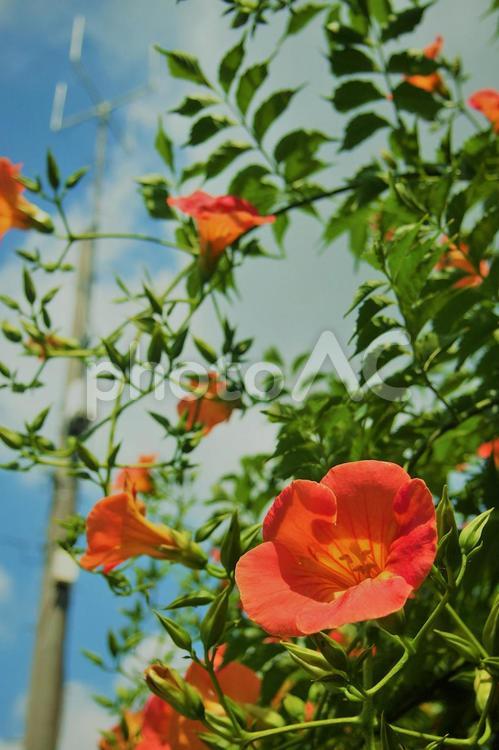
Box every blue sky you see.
[0,0,497,746]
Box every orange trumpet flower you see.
[436,237,489,288]
[99,710,144,750]
[80,491,206,572]
[477,439,499,468]
[145,646,261,750]
[406,35,445,94]
[468,89,499,133]
[177,372,240,435]
[0,157,52,240]
[114,454,158,494]
[235,460,437,636]
[167,190,275,269]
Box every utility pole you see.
[24,18,156,750]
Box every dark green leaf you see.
[285,3,326,36]
[155,118,175,171]
[388,50,439,75]
[235,62,268,115]
[342,112,389,150]
[393,81,441,120]
[188,114,235,146]
[171,94,219,117]
[332,80,385,113]
[218,36,245,92]
[205,141,252,179]
[381,4,431,41]
[46,150,60,190]
[253,88,298,142]
[156,47,210,86]
[329,47,376,77]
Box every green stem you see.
[242,716,360,745]
[204,651,242,737]
[444,603,488,659]
[390,725,471,747]
[67,231,196,255]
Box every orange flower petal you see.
[0,157,40,239]
[168,190,275,264]
[236,461,437,636]
[468,89,499,132]
[80,492,179,570]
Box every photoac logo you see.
[85,329,409,419]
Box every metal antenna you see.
[24,17,155,750]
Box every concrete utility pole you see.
[24,17,155,750]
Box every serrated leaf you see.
[155,118,174,171]
[393,81,441,120]
[229,165,277,213]
[329,47,376,76]
[235,62,268,115]
[381,4,431,41]
[157,47,209,86]
[188,114,235,146]
[346,279,385,315]
[285,3,326,36]
[388,50,439,75]
[218,36,245,92]
[341,112,389,150]
[253,88,298,142]
[274,129,330,182]
[171,94,219,117]
[205,141,252,179]
[332,80,385,113]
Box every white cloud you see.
[58,681,109,750]
[0,681,109,750]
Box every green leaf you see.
[147,326,165,365]
[388,50,439,75]
[0,427,24,449]
[235,62,268,115]
[274,129,330,182]
[229,165,277,213]
[81,649,104,667]
[218,36,245,92]
[346,279,385,315]
[253,88,299,142]
[193,336,218,364]
[22,268,36,304]
[188,114,235,146]
[76,444,101,472]
[368,0,392,24]
[434,630,481,663]
[46,150,60,190]
[156,47,209,86]
[393,81,441,120]
[166,591,216,610]
[285,3,326,36]
[220,512,241,573]
[200,588,230,649]
[341,112,389,150]
[332,80,385,113]
[483,594,499,656]
[205,141,252,179]
[155,118,174,171]
[154,611,192,651]
[171,94,219,117]
[381,4,431,41]
[65,166,89,189]
[329,47,376,76]
[27,406,50,433]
